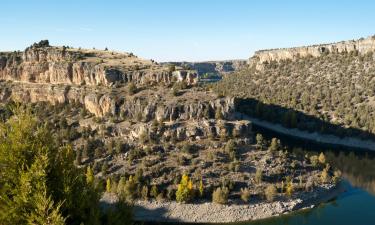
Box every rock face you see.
[250,35,375,69]
[164,60,247,76]
[0,45,198,86]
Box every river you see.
[236,124,375,225]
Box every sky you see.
[1,0,375,62]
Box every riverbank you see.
[238,113,375,151]
[132,183,344,223]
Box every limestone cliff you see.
[0,42,197,86]
[250,35,375,69]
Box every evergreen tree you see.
[0,108,102,225]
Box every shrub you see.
[240,188,251,203]
[215,108,223,120]
[212,187,229,204]
[150,185,159,199]
[199,177,204,197]
[255,133,265,150]
[319,152,326,164]
[269,138,281,151]
[321,169,330,183]
[106,178,111,193]
[286,181,294,197]
[128,82,137,95]
[124,176,137,201]
[332,170,342,184]
[310,155,319,167]
[255,169,263,184]
[265,184,277,201]
[141,186,149,200]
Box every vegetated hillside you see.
[0,41,338,210]
[163,60,247,77]
[213,37,375,140]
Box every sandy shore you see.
[132,183,344,223]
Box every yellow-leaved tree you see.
[176,174,194,203]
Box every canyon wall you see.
[0,46,198,86]
[164,60,247,76]
[249,35,375,69]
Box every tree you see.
[141,186,149,200]
[150,185,159,199]
[0,108,102,225]
[255,169,263,184]
[176,174,194,203]
[255,133,265,150]
[269,138,281,152]
[286,181,294,197]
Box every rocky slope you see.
[215,35,375,142]
[0,41,341,224]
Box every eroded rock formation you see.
[250,35,375,69]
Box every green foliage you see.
[0,108,101,225]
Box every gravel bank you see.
[240,114,375,151]
[133,183,343,223]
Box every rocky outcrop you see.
[0,81,236,120]
[0,45,198,86]
[250,35,375,69]
[129,119,252,143]
[164,60,247,76]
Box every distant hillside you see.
[214,35,375,139]
[162,60,247,77]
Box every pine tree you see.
[0,108,104,225]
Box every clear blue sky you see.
[1,0,375,62]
